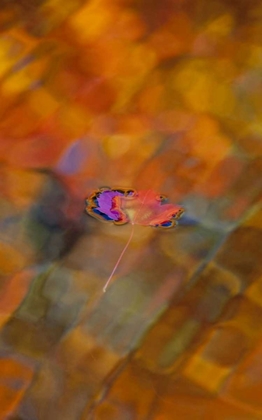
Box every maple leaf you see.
[85,187,184,291]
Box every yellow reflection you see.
[103,135,131,158]
[183,353,231,393]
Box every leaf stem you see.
[103,223,135,292]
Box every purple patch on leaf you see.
[96,190,123,221]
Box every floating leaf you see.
[86,187,184,291]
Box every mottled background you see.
[0,0,262,419]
